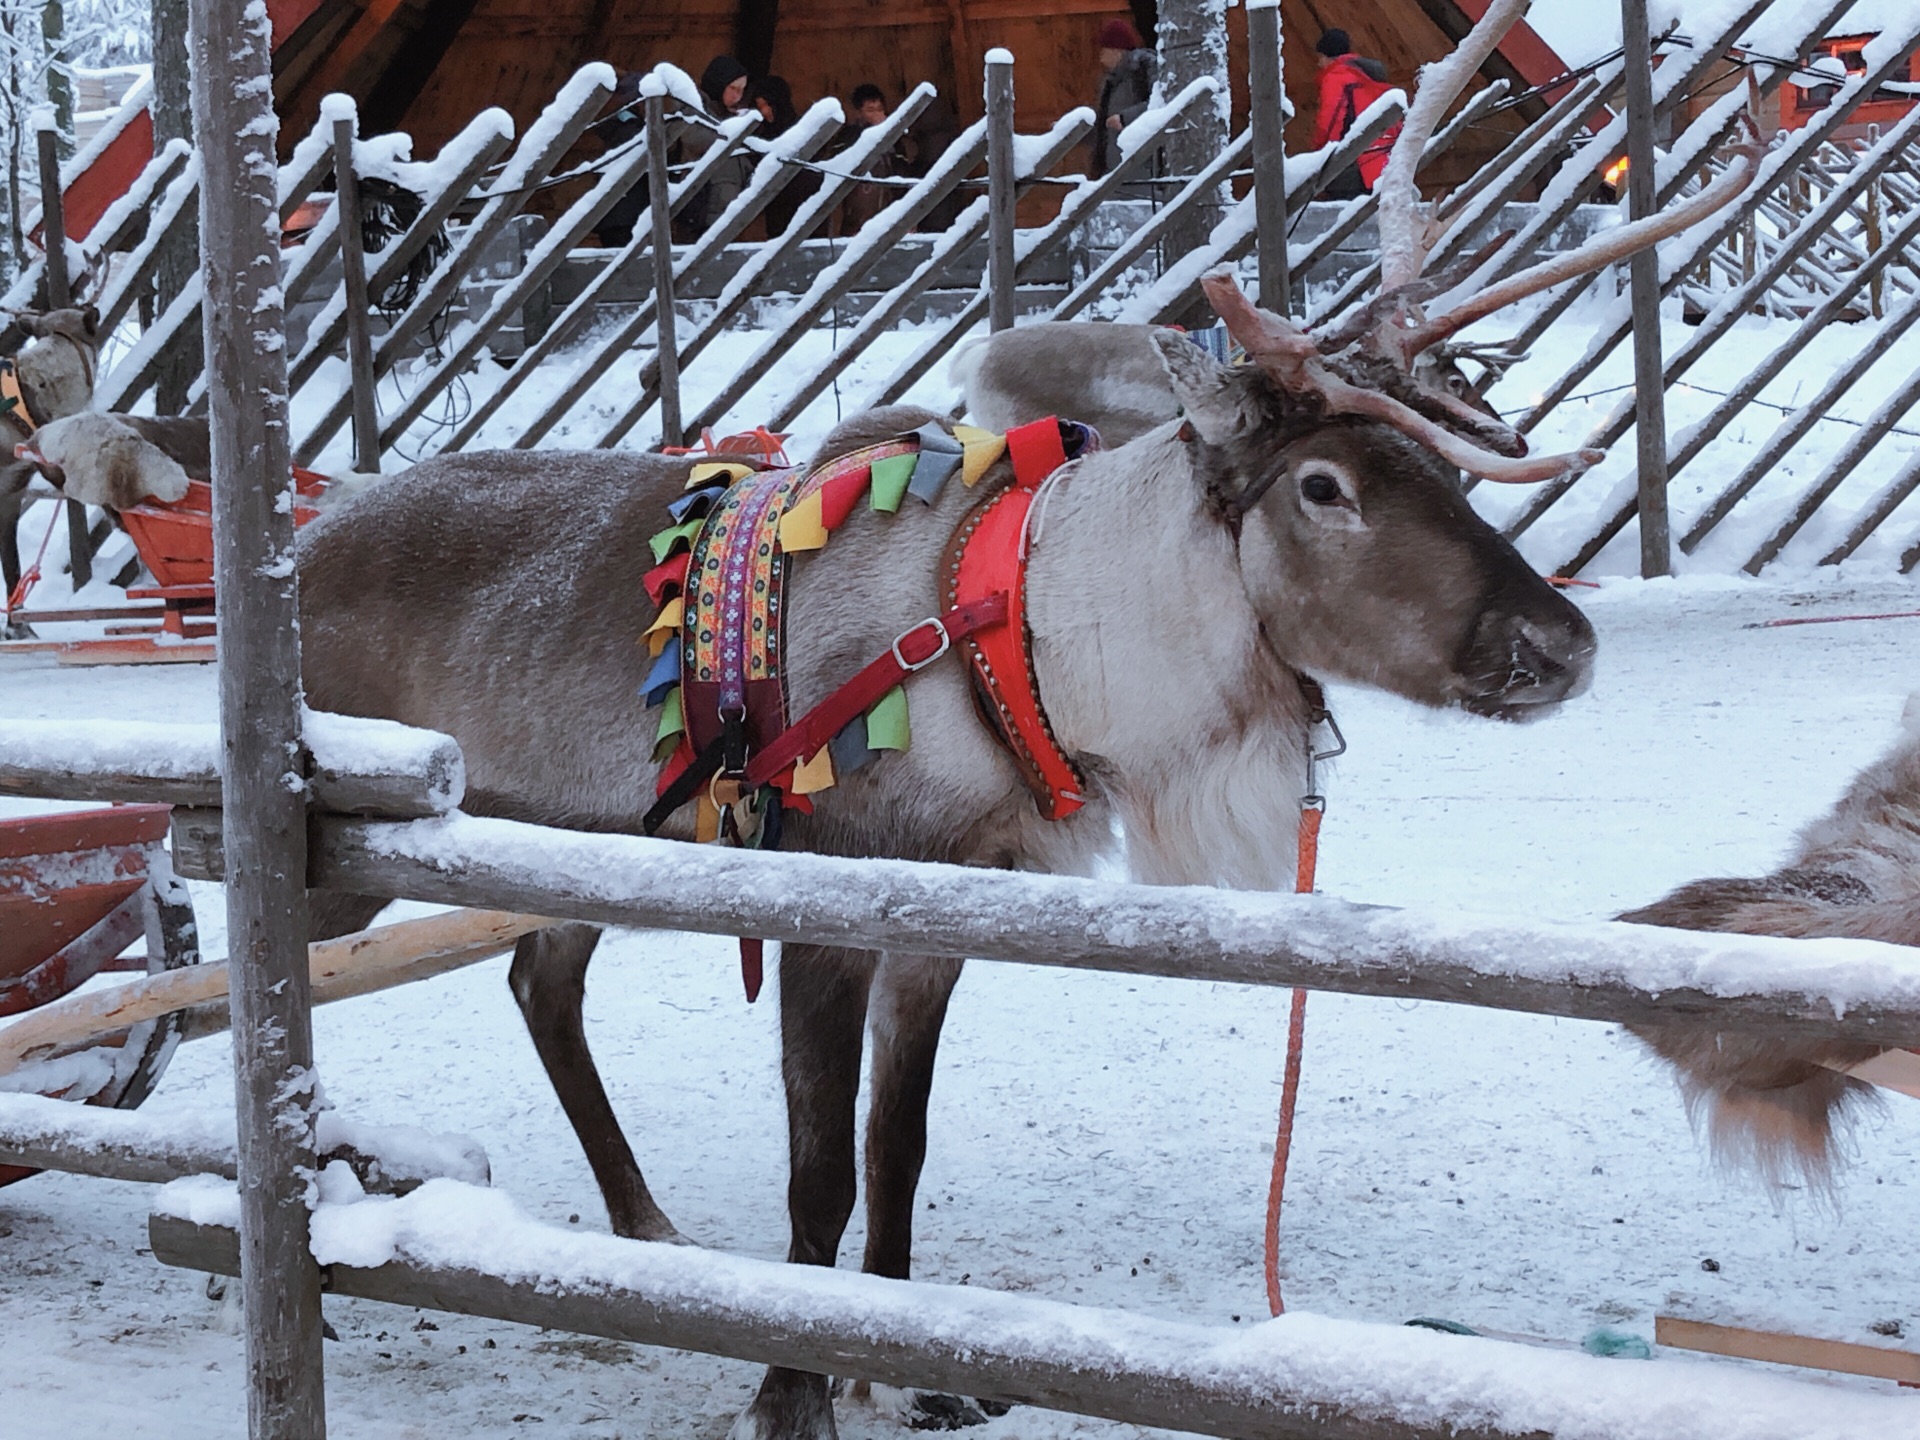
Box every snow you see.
[318,93,357,125]
[985,47,1015,66]
[0,711,463,811]
[2,575,1919,1434]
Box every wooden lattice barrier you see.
[5,722,1920,1438]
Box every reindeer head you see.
[1143,0,1762,719]
[13,304,101,351]
[1152,331,1594,719]
[8,304,103,424]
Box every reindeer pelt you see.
[22,412,192,508]
[1624,696,1920,1186]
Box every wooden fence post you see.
[645,84,683,450]
[35,122,69,309]
[986,49,1016,333]
[36,117,93,592]
[1622,0,1670,578]
[331,109,381,474]
[1247,0,1288,314]
[188,0,328,1430]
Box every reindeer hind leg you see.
[508,922,683,1242]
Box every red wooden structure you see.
[0,805,199,1185]
[3,469,333,665]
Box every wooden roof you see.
[267,0,1571,197]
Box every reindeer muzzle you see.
[13,440,61,486]
[1453,591,1596,722]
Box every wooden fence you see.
[6,724,1920,1440]
[9,9,1920,593]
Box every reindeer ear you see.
[80,305,100,340]
[1149,330,1261,445]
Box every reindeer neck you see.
[1021,429,1315,890]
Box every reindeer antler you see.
[1374,0,1533,292]
[1215,1,1764,483]
[1201,272,1603,484]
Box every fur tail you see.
[1620,883,1886,1187]
[1624,1016,1880,1187]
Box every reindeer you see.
[1624,697,1920,1187]
[293,4,1757,1433]
[0,305,103,606]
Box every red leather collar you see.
[947,418,1087,821]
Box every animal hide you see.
[1625,696,1920,1185]
[20,412,192,508]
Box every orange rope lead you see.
[1265,802,1322,1316]
[5,500,61,615]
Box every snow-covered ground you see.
[4,562,1919,1436]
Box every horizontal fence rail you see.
[143,1175,1912,1440]
[149,808,1920,1049]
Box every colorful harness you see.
[0,358,36,438]
[640,417,1096,994]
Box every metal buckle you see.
[890,617,951,672]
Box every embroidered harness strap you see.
[639,417,1093,998]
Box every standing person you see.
[751,75,812,237]
[680,55,756,236]
[1310,29,1400,199]
[1091,19,1156,177]
[832,83,906,236]
[907,94,963,232]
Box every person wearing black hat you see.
[1091,19,1157,177]
[680,55,757,236]
[1311,28,1399,199]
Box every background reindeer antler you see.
[1203,0,1764,484]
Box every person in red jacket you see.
[1310,29,1399,199]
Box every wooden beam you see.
[0,1092,489,1191]
[985,50,1015,333]
[1655,1316,1920,1385]
[358,0,485,137]
[0,909,552,1074]
[331,111,382,473]
[0,714,466,817]
[1622,0,1670,578]
[166,809,1920,1050]
[733,0,778,80]
[147,1202,1917,1440]
[188,0,328,1421]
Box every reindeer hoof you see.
[855,1383,1009,1430]
[730,1368,838,1440]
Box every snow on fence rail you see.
[154,807,1920,1050]
[145,1171,1915,1440]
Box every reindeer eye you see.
[1300,472,1343,505]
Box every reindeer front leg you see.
[734,943,876,1440]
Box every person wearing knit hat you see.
[1312,29,1399,198]
[1092,18,1156,177]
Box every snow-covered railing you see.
[0,1092,489,1192]
[0,711,465,817]
[145,1172,1915,1440]
[156,807,1920,1050]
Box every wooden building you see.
[267,0,1577,194]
